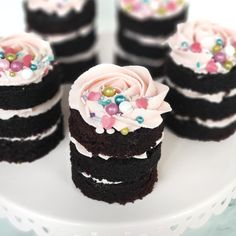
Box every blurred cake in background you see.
[0,33,64,163]
[24,0,98,83]
[115,0,188,79]
[165,20,236,141]
[69,64,171,204]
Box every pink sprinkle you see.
[23,55,33,67]
[233,41,236,48]
[136,97,148,109]
[206,60,218,73]
[5,47,16,54]
[133,3,142,11]
[88,92,101,101]
[190,43,202,53]
[166,2,177,11]
[101,115,116,129]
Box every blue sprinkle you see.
[196,62,201,69]
[181,41,189,50]
[216,38,224,46]
[0,52,4,59]
[136,116,144,124]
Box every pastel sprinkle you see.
[136,116,144,124]
[206,60,218,73]
[101,115,116,129]
[136,97,148,109]
[88,92,101,101]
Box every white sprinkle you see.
[107,129,115,134]
[96,127,104,134]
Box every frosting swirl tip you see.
[69,64,171,135]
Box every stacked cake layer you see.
[115,0,188,79]
[69,64,171,204]
[24,0,98,83]
[0,33,64,163]
[165,21,236,141]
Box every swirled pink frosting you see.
[120,0,186,19]
[25,0,87,16]
[0,33,54,86]
[69,64,171,134]
[168,20,236,74]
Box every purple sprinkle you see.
[90,112,96,118]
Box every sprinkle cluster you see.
[0,47,54,79]
[180,39,236,74]
[83,86,149,135]
[121,0,185,17]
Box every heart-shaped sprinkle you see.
[136,97,148,109]
[206,60,218,73]
[23,55,33,67]
[88,92,101,101]
[5,47,16,55]
[101,115,116,129]
[190,42,202,53]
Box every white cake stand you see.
[1,34,236,236]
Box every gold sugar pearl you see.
[10,71,16,77]
[121,128,129,136]
[102,86,117,97]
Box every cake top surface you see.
[69,64,171,135]
[120,0,186,19]
[0,33,54,86]
[25,0,87,16]
[168,20,236,74]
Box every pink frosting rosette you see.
[120,0,186,19]
[168,20,236,74]
[69,64,171,134]
[0,33,54,86]
[26,0,87,16]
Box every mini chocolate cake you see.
[24,0,98,83]
[165,20,236,141]
[69,64,171,204]
[0,33,64,163]
[115,0,188,79]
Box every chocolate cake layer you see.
[117,29,169,59]
[166,113,236,141]
[118,7,188,37]
[0,102,62,138]
[167,89,236,120]
[0,118,64,163]
[52,29,96,57]
[25,0,96,34]
[70,142,161,182]
[166,58,236,94]
[59,55,98,83]
[69,109,164,158]
[115,54,165,78]
[0,68,61,110]
[72,166,157,204]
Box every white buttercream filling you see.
[40,24,94,44]
[80,172,123,185]
[70,133,163,160]
[174,113,236,128]
[0,88,63,120]
[0,119,61,142]
[116,46,165,67]
[124,29,169,47]
[57,45,97,64]
[165,78,236,103]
